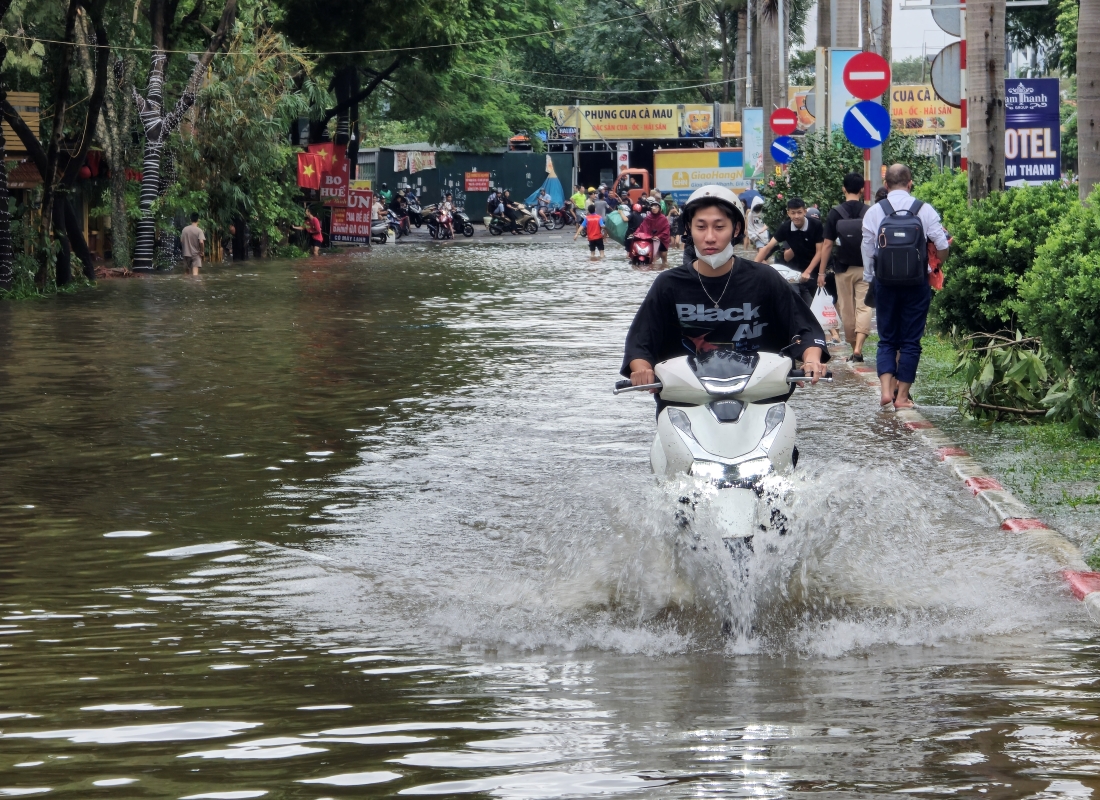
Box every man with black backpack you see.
[821,173,872,362]
[862,164,950,411]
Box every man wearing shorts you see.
[180,213,205,275]
[573,203,605,259]
[635,199,671,267]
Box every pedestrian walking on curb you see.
[755,197,824,307]
[822,172,872,361]
[862,163,950,411]
[180,213,205,276]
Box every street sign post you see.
[843,101,892,148]
[843,52,891,101]
[770,135,798,164]
[930,42,962,108]
[769,108,798,136]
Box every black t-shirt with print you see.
[620,258,829,376]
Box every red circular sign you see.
[769,108,798,136]
[843,51,891,100]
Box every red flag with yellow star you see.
[297,152,322,189]
[307,143,336,174]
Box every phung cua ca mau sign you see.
[1004,78,1060,186]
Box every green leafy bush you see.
[953,331,1100,437]
[1017,197,1100,399]
[913,169,968,230]
[759,132,937,231]
[920,181,1077,334]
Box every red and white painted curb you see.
[843,359,1100,620]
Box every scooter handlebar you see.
[613,379,663,395]
[787,369,833,382]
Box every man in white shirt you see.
[862,163,950,410]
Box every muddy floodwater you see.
[1,241,1099,799]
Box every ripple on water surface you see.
[0,242,1096,798]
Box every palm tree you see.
[759,0,787,173]
[1078,0,1099,199]
[966,0,1006,199]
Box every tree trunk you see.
[759,0,786,174]
[1079,0,1100,199]
[129,0,237,271]
[750,0,761,109]
[835,0,859,48]
[967,0,1006,200]
[78,4,137,267]
[0,0,12,290]
[817,0,830,48]
[735,7,748,116]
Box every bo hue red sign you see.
[321,155,349,205]
[330,189,374,244]
[465,171,490,191]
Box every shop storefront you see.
[543,103,734,190]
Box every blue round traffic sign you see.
[770,135,798,164]
[842,100,891,149]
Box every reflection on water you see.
[1,243,1099,798]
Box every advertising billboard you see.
[829,49,860,131]
[1005,78,1060,186]
[890,84,961,135]
[330,188,373,244]
[545,104,715,140]
[741,108,764,184]
[654,149,746,203]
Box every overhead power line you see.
[450,67,746,95]
[1,0,708,57]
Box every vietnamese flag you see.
[297,152,322,189]
[307,142,336,174]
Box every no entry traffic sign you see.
[842,101,892,148]
[769,108,798,136]
[843,52,891,100]
[771,135,798,164]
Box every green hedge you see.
[1017,198,1100,396]
[759,132,936,232]
[913,173,1079,334]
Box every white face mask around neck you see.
[696,243,735,269]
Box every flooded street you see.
[2,240,1099,798]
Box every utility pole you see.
[966,0,1006,199]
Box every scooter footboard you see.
[708,488,758,540]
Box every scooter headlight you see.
[667,408,694,436]
[735,457,772,480]
[763,404,785,438]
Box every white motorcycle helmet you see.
[681,185,747,233]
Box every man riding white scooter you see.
[622,185,830,403]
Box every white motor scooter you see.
[615,348,830,544]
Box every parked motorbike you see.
[452,207,475,237]
[426,208,455,240]
[550,205,576,229]
[614,349,831,544]
[627,231,655,266]
[370,218,389,244]
[388,210,410,240]
[510,203,540,234]
[407,200,426,228]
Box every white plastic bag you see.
[810,288,839,331]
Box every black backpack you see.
[833,202,868,271]
[873,198,928,287]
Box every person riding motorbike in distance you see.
[622,185,830,394]
[624,202,645,257]
[536,188,552,224]
[635,199,671,267]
